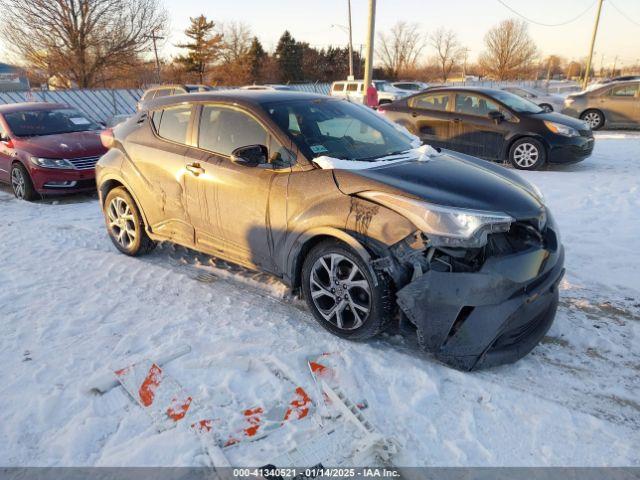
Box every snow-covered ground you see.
[0,132,639,467]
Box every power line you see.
[608,0,640,27]
[497,0,597,26]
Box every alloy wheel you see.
[583,112,601,129]
[11,167,26,199]
[512,142,540,168]
[107,197,137,249]
[309,253,371,331]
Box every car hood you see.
[525,111,588,130]
[14,131,106,158]
[333,150,545,220]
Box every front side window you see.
[455,94,501,117]
[610,84,638,97]
[263,98,414,162]
[3,108,100,136]
[409,93,450,111]
[346,83,358,92]
[155,105,192,144]
[198,105,269,156]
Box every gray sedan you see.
[501,85,565,113]
[562,81,640,130]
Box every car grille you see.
[67,155,100,170]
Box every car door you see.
[129,104,195,245]
[603,83,640,126]
[190,103,292,271]
[450,92,510,160]
[404,92,452,149]
[0,116,12,182]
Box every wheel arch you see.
[287,227,375,291]
[99,175,151,231]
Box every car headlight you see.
[358,191,513,248]
[30,157,76,169]
[564,98,575,106]
[544,120,579,137]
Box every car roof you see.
[0,102,70,113]
[144,90,328,110]
[417,86,507,96]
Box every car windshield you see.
[263,98,414,162]
[4,108,100,136]
[490,90,543,114]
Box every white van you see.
[329,80,410,105]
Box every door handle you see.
[186,162,205,176]
[452,118,462,124]
[411,111,419,118]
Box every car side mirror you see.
[488,111,505,124]
[231,144,268,167]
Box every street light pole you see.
[347,0,354,79]
[363,0,376,97]
[582,0,604,90]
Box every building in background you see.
[0,63,30,92]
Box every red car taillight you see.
[100,129,114,149]
[1,138,14,149]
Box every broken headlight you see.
[358,191,514,248]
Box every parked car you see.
[378,86,594,170]
[0,102,106,200]
[240,84,295,91]
[330,79,410,105]
[137,84,212,110]
[96,90,564,371]
[391,81,430,92]
[500,85,564,112]
[562,80,639,130]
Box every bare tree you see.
[219,22,252,65]
[377,22,425,78]
[478,19,538,80]
[0,0,167,88]
[430,28,462,82]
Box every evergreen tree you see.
[176,15,223,83]
[246,36,266,83]
[275,31,302,83]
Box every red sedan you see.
[0,102,107,200]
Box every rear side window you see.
[610,84,638,97]
[198,105,269,156]
[346,83,359,92]
[332,83,345,92]
[409,93,450,111]
[155,105,192,144]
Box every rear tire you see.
[104,187,155,256]
[508,137,546,170]
[10,163,37,201]
[301,240,394,341]
[580,109,604,130]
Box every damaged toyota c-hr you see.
[96,91,565,371]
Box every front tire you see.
[11,163,37,201]
[104,187,155,256]
[301,240,393,340]
[508,137,546,170]
[581,109,604,130]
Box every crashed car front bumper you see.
[396,229,565,371]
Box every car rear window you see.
[154,105,192,144]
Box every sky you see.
[1,0,639,69]
[157,0,640,67]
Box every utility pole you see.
[611,55,618,77]
[363,0,376,101]
[347,0,354,79]
[582,0,604,90]
[150,29,164,84]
